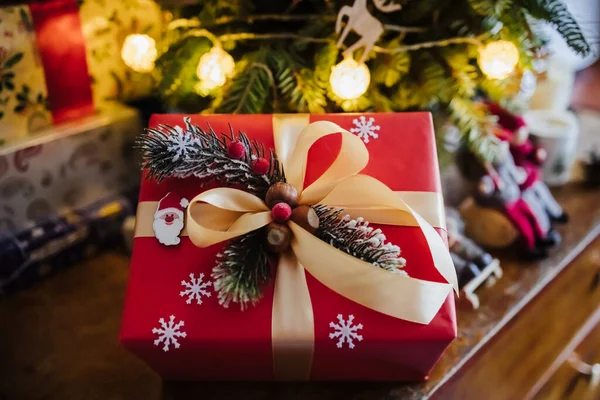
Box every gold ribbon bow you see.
[185,115,458,380]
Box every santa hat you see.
[156,192,189,215]
[486,101,527,132]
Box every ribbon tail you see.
[407,204,459,295]
[271,251,314,381]
[290,222,452,325]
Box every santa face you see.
[153,208,185,246]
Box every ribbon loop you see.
[187,188,272,248]
[278,120,369,204]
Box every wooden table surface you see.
[1,182,599,400]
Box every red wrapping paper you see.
[28,0,94,123]
[120,112,457,381]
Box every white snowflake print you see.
[329,314,364,349]
[166,125,200,161]
[152,315,187,352]
[180,273,212,305]
[350,116,380,143]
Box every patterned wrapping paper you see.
[0,0,162,144]
[80,0,163,104]
[0,104,141,234]
[0,5,53,142]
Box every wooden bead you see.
[266,223,292,253]
[265,182,298,209]
[291,205,319,234]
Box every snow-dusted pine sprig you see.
[211,229,272,310]
[137,117,285,197]
[314,205,407,273]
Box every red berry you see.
[271,202,292,223]
[227,141,246,159]
[252,157,270,175]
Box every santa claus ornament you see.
[456,139,558,260]
[486,102,569,226]
[153,192,189,246]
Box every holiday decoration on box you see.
[120,113,458,381]
[0,0,162,143]
[0,105,141,234]
[0,189,137,296]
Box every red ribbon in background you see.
[29,0,94,123]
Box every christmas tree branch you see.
[212,229,272,309]
[137,117,284,196]
[314,205,407,273]
[236,62,278,113]
[218,32,333,43]
[169,15,428,32]
[216,48,275,114]
[518,0,591,55]
[374,36,483,53]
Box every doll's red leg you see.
[517,198,546,240]
[504,201,536,250]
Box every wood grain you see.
[432,235,600,399]
[532,307,600,400]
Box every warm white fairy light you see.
[196,47,235,90]
[121,34,157,73]
[478,40,520,80]
[329,57,370,100]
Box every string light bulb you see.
[329,57,370,100]
[196,46,235,90]
[478,40,520,79]
[121,34,157,73]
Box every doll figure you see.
[446,207,494,287]
[458,140,556,259]
[487,102,568,225]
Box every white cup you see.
[524,110,580,186]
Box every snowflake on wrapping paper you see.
[180,273,212,305]
[350,116,380,144]
[152,315,187,352]
[329,314,363,349]
[166,125,200,161]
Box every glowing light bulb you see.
[196,47,235,90]
[478,40,520,80]
[329,58,370,100]
[121,34,157,73]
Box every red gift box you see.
[120,112,457,381]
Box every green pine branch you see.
[372,39,411,88]
[215,47,273,114]
[518,0,591,55]
[269,47,327,113]
[449,97,500,162]
[468,0,513,17]
[314,41,339,90]
[155,36,212,109]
